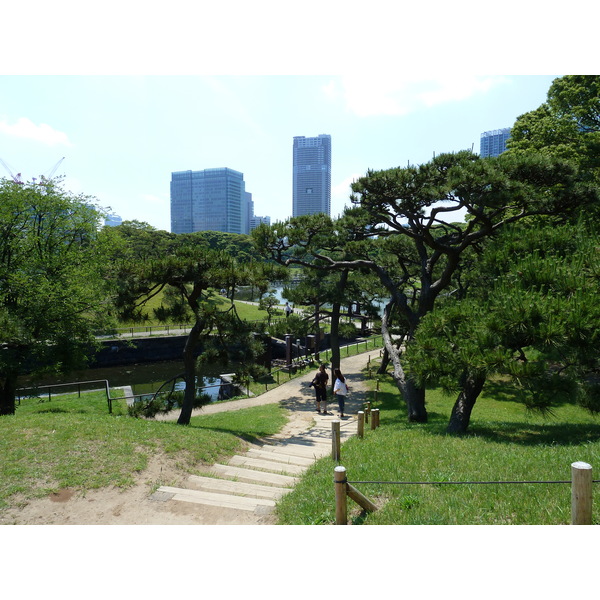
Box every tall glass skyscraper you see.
[170,168,249,234]
[293,134,331,217]
[480,128,511,157]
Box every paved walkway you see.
[151,349,381,521]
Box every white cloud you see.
[325,76,509,118]
[0,117,73,146]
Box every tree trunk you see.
[0,373,18,416]
[377,347,390,375]
[329,300,341,373]
[380,300,427,422]
[177,320,203,425]
[446,373,487,435]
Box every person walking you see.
[311,364,329,414]
[333,368,349,418]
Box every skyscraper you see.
[480,128,511,157]
[170,168,250,234]
[292,134,331,217]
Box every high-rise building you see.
[292,134,331,217]
[249,215,271,231]
[104,214,122,227]
[480,128,511,157]
[170,168,250,234]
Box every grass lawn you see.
[275,367,600,525]
[0,389,287,511]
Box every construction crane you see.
[0,158,23,184]
[35,157,66,185]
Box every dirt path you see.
[1,350,380,525]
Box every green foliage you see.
[0,178,114,414]
[407,220,600,423]
[267,313,311,339]
[127,391,211,418]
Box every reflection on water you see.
[18,359,231,402]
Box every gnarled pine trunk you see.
[177,320,203,425]
[381,301,427,422]
[446,372,486,435]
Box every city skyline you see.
[1,76,560,232]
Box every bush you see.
[268,314,310,339]
[338,322,360,340]
[128,390,212,418]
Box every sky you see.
[0,74,562,231]
[1,1,594,234]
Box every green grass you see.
[118,289,282,328]
[275,367,600,525]
[0,390,287,511]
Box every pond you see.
[17,359,233,403]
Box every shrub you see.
[128,390,211,418]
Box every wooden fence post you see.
[365,401,371,424]
[357,411,364,438]
[372,408,380,429]
[335,466,348,525]
[571,461,593,525]
[347,484,378,514]
[332,420,341,462]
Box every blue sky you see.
[0,75,560,231]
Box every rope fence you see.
[329,406,596,525]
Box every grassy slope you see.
[0,391,287,510]
[276,370,600,525]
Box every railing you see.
[16,378,239,415]
[16,335,383,416]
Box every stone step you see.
[259,442,330,458]
[210,463,299,487]
[245,448,315,467]
[157,486,275,512]
[187,475,291,500]
[228,455,307,475]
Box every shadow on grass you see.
[467,421,600,446]
[365,373,600,448]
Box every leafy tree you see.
[508,75,600,182]
[110,236,266,425]
[0,179,113,415]
[256,151,596,423]
[407,221,600,433]
[253,214,383,375]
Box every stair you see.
[153,417,354,516]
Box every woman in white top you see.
[333,368,349,418]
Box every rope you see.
[347,479,600,486]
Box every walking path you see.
[151,349,381,523]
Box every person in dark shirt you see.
[311,364,329,414]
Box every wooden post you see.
[365,401,371,424]
[335,466,348,525]
[332,420,341,461]
[370,408,378,430]
[357,411,365,439]
[347,484,378,513]
[372,408,380,429]
[571,461,593,525]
